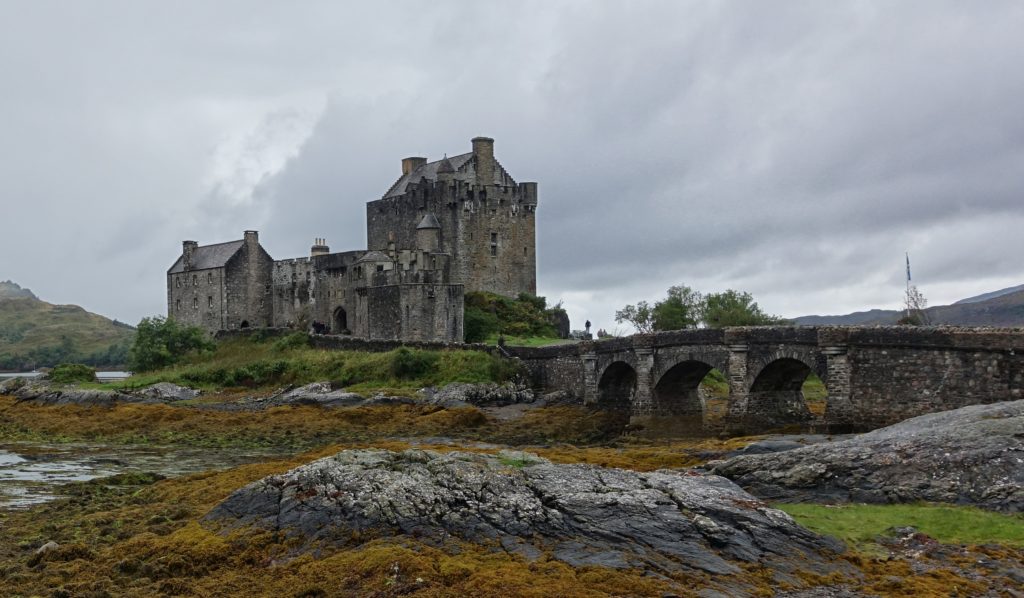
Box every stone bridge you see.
[507,326,1024,434]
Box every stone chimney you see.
[311,237,330,256]
[402,157,427,175]
[182,240,198,271]
[244,230,259,248]
[472,137,494,186]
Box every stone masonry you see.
[508,326,1024,434]
[167,137,538,343]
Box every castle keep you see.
[167,137,537,343]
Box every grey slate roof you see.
[382,151,514,199]
[167,240,243,273]
[354,250,393,264]
[416,212,441,229]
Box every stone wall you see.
[167,267,227,331]
[223,233,273,330]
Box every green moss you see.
[777,503,1024,550]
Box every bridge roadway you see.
[507,326,1024,434]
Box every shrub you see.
[128,316,214,372]
[48,363,97,384]
[389,348,438,380]
[464,307,500,343]
[273,332,310,352]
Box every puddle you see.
[0,443,281,509]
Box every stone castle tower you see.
[367,137,538,297]
[167,137,538,342]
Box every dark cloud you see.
[1,1,1022,330]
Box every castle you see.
[167,137,538,343]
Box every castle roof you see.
[354,250,392,264]
[416,213,441,229]
[382,151,514,199]
[167,240,243,273]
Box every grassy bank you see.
[103,334,518,396]
[779,503,1024,550]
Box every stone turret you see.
[416,213,441,252]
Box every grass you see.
[777,502,1024,550]
[99,336,519,395]
[485,333,577,348]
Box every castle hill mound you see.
[711,399,1024,512]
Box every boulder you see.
[6,379,145,407]
[418,382,534,408]
[207,449,845,577]
[711,400,1024,512]
[263,382,366,408]
[134,382,200,402]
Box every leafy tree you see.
[128,316,213,372]
[614,301,655,333]
[702,290,787,328]
[652,285,704,331]
[48,363,97,384]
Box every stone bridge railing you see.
[507,326,1024,434]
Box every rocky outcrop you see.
[418,382,534,408]
[711,400,1024,512]
[0,378,199,407]
[207,449,845,577]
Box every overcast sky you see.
[2,1,1023,331]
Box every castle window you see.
[175,278,180,289]
[208,296,213,308]
[175,299,181,311]
[524,247,528,256]
[490,232,497,243]
[376,265,384,273]
[207,272,213,284]
[192,298,198,310]
[490,245,497,257]
[192,275,197,286]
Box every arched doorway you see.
[240,320,250,329]
[746,358,817,430]
[333,307,349,335]
[650,360,715,436]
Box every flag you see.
[906,253,911,282]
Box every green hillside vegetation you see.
[0,281,134,370]
[464,291,568,344]
[110,332,520,396]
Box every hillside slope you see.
[0,281,134,370]
[795,286,1024,327]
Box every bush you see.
[464,307,500,343]
[463,292,560,342]
[48,363,97,384]
[389,348,439,380]
[128,316,214,372]
[272,332,310,352]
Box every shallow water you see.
[0,443,280,509]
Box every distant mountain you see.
[795,286,1024,327]
[0,281,135,370]
[953,283,1024,305]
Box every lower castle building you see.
[167,137,538,343]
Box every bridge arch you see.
[597,361,637,411]
[650,360,715,434]
[744,355,819,429]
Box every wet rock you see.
[711,400,1024,512]
[7,379,145,406]
[418,382,534,408]
[135,382,200,402]
[207,449,846,576]
[264,382,366,408]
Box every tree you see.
[898,285,930,326]
[614,301,655,334]
[652,285,704,331]
[702,290,787,328]
[128,316,213,372]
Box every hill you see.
[0,281,135,370]
[795,285,1024,327]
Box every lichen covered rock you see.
[712,400,1024,512]
[207,449,844,576]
